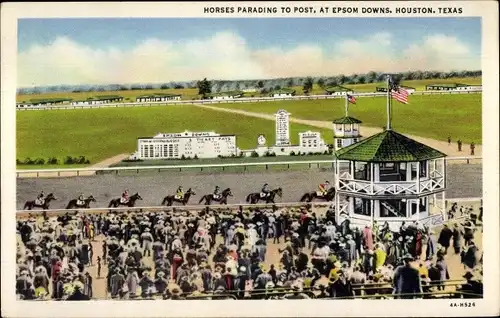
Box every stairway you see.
[380,201,400,217]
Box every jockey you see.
[318,181,330,196]
[121,189,129,203]
[78,193,85,204]
[176,186,184,199]
[36,191,45,204]
[261,183,270,197]
[213,186,221,199]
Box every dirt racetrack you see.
[17,164,481,210]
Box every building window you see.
[353,138,358,143]
[354,198,371,216]
[380,199,407,218]
[419,161,427,178]
[354,161,370,181]
[336,139,342,148]
[149,145,154,158]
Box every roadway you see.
[16,163,482,210]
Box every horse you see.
[65,195,96,209]
[300,187,336,202]
[23,193,57,210]
[162,188,196,206]
[198,188,232,205]
[246,188,283,204]
[108,193,143,208]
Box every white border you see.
[1,2,499,317]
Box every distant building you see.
[376,86,415,94]
[332,116,363,151]
[71,95,123,106]
[425,83,482,91]
[242,110,328,157]
[17,97,73,108]
[207,91,244,100]
[130,131,238,160]
[299,131,327,150]
[242,88,258,93]
[272,88,296,98]
[324,85,353,96]
[136,93,181,102]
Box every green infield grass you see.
[16,105,335,168]
[211,94,482,144]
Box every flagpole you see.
[345,93,349,117]
[386,75,392,130]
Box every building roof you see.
[29,97,73,104]
[334,129,446,162]
[425,83,480,88]
[208,90,244,97]
[324,85,353,93]
[332,116,363,124]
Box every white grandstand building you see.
[130,131,239,160]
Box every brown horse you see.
[108,193,143,208]
[66,195,97,209]
[162,188,196,206]
[23,193,57,210]
[198,188,232,205]
[246,188,282,204]
[300,188,336,202]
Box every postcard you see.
[1,1,498,317]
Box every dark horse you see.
[162,188,196,206]
[246,188,283,204]
[198,188,233,205]
[300,187,336,202]
[66,195,97,209]
[108,193,143,208]
[23,193,57,210]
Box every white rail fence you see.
[15,201,318,217]
[16,89,482,111]
[16,197,481,219]
[16,156,482,178]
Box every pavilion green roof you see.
[334,129,446,162]
[332,116,363,124]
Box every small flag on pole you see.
[391,87,409,104]
[347,94,357,104]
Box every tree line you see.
[17,70,481,95]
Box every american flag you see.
[347,94,356,104]
[391,87,409,104]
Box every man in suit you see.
[393,253,423,299]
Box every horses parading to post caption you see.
[108,193,143,208]
[23,193,57,210]
[246,187,283,204]
[162,188,196,206]
[66,195,97,209]
[198,188,232,205]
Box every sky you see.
[17,18,481,87]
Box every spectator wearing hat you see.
[461,241,479,270]
[328,269,354,298]
[67,281,90,301]
[393,253,423,299]
[459,271,483,299]
[435,252,450,290]
[438,224,453,254]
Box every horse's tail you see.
[108,199,115,208]
[246,193,253,203]
[23,201,29,210]
[161,196,168,205]
[65,200,74,209]
[300,193,309,202]
[198,195,206,204]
